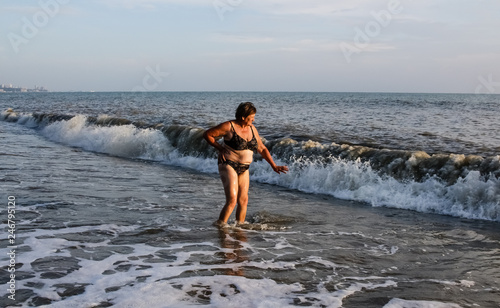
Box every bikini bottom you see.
[220,159,250,175]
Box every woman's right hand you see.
[217,147,229,164]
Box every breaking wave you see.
[2,109,499,222]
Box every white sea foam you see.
[40,115,173,160]
[0,217,408,308]
[251,157,500,222]
[384,298,463,308]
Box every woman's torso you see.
[223,121,257,164]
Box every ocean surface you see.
[1,92,499,307]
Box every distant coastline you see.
[0,84,48,93]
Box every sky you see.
[1,0,499,93]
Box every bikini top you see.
[224,121,258,152]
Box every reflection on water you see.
[218,228,249,277]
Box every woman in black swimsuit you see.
[203,102,288,227]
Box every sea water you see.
[1,92,499,307]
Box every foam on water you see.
[2,221,404,307]
[2,232,477,307]
[252,157,500,222]
[40,115,173,160]
[383,298,462,308]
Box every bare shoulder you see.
[210,121,231,130]
[251,124,260,136]
[218,121,233,131]
[251,124,265,149]
[205,120,232,138]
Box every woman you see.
[203,102,288,227]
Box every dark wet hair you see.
[235,102,257,120]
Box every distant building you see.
[0,84,48,92]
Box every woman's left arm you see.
[254,126,289,174]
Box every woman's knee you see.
[237,195,248,206]
[226,196,238,208]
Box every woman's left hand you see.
[273,165,289,174]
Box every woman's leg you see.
[218,163,239,223]
[236,170,250,223]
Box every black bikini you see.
[222,160,251,175]
[224,122,258,152]
[220,122,258,175]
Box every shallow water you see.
[1,119,499,307]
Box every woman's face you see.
[242,113,255,126]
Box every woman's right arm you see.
[203,122,230,153]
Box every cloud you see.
[210,33,274,44]
[91,0,395,16]
[246,0,365,17]
[0,5,41,14]
[281,38,395,55]
[93,0,210,10]
[0,3,78,18]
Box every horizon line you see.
[2,90,499,95]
